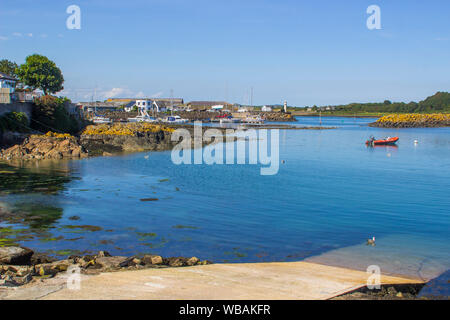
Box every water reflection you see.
[0,161,75,248]
[0,160,75,195]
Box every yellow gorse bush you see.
[44,131,74,139]
[376,113,450,124]
[82,123,175,136]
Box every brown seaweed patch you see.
[140,198,159,202]
[172,225,199,230]
[60,225,103,232]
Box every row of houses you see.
[0,72,41,104]
[78,98,284,114]
[306,106,336,112]
[78,99,176,113]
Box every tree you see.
[16,54,64,95]
[32,95,79,134]
[0,59,19,78]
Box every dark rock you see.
[68,255,81,262]
[387,286,397,295]
[0,246,34,265]
[165,257,187,267]
[30,253,57,265]
[118,256,139,268]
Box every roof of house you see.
[153,100,167,108]
[0,72,18,81]
[187,101,229,106]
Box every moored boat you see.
[241,115,264,124]
[92,115,111,124]
[164,115,189,124]
[128,115,157,123]
[366,136,399,146]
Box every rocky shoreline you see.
[332,284,426,300]
[0,245,211,287]
[0,124,200,160]
[0,134,88,160]
[80,130,175,155]
[0,122,328,161]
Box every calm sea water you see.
[1,116,449,280]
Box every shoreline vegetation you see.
[369,113,450,128]
[290,91,450,116]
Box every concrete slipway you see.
[0,261,418,300]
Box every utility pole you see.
[250,87,253,107]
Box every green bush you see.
[0,112,29,133]
[32,95,81,134]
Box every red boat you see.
[366,136,399,146]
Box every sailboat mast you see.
[170,89,174,116]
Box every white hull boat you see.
[92,116,111,124]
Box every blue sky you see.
[1,0,449,106]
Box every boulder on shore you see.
[0,246,34,265]
[142,254,163,265]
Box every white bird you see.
[144,155,149,159]
[366,236,376,246]
[414,140,418,144]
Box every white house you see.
[124,101,135,112]
[237,107,248,113]
[135,99,153,110]
[261,105,272,112]
[0,72,18,92]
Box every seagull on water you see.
[366,236,376,246]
